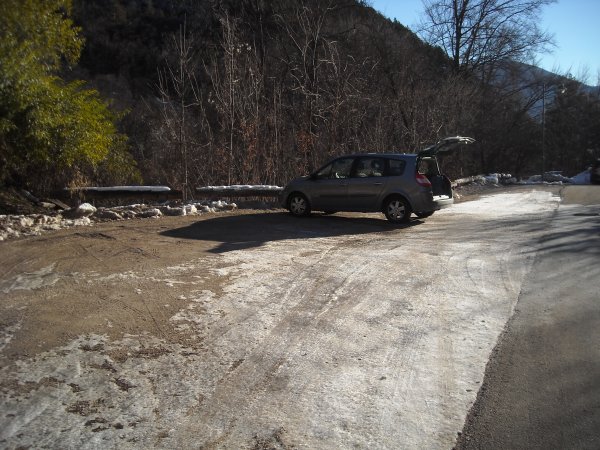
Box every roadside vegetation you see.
[1,0,599,196]
[0,0,140,192]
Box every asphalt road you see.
[0,185,598,449]
[456,185,600,449]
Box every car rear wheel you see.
[384,197,411,223]
[288,193,311,217]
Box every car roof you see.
[330,137,475,161]
[331,153,418,159]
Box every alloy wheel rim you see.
[291,197,306,214]
[389,201,405,219]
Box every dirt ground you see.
[0,215,230,357]
[0,182,507,360]
[1,185,589,449]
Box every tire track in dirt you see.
[174,238,373,446]
[154,205,555,448]
[174,233,456,447]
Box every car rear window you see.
[354,157,385,178]
[387,159,406,176]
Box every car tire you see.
[288,193,311,217]
[384,196,412,223]
[415,211,434,219]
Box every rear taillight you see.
[415,173,432,187]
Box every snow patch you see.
[454,170,594,187]
[67,186,171,192]
[75,203,97,217]
[201,185,281,191]
[570,169,591,185]
[441,190,560,217]
[0,200,237,242]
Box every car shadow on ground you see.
[160,211,422,253]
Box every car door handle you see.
[373,182,383,186]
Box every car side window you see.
[353,157,385,178]
[315,157,354,179]
[387,159,406,176]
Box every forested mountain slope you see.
[2,0,598,192]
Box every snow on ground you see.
[0,189,563,449]
[455,169,592,187]
[441,190,561,217]
[66,186,172,192]
[1,171,590,242]
[0,200,237,242]
[199,184,282,191]
[570,169,591,184]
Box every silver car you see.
[280,136,474,223]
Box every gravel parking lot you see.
[0,186,573,448]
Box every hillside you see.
[69,1,474,190]
[2,0,598,193]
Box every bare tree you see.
[419,0,555,77]
[208,11,268,185]
[156,20,200,200]
[274,2,333,173]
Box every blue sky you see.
[369,0,600,85]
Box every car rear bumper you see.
[411,192,453,214]
[432,194,454,210]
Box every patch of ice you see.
[0,321,22,352]
[1,264,59,294]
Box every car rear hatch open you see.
[417,136,475,158]
[417,136,475,209]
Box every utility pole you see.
[541,82,565,182]
[542,83,546,182]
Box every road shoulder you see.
[455,195,600,449]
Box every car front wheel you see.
[384,197,412,223]
[288,193,311,217]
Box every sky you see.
[369,0,600,85]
